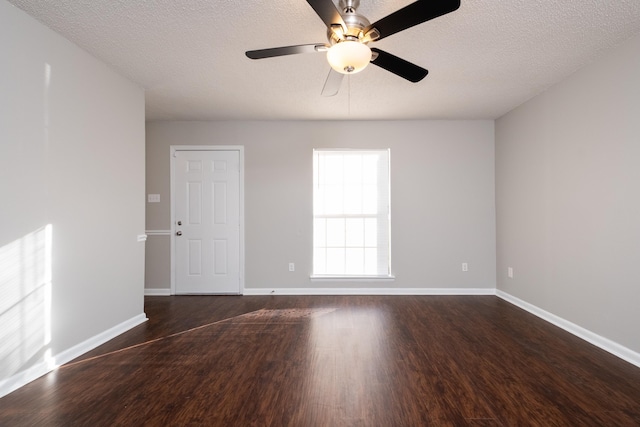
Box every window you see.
[313,149,391,277]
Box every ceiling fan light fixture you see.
[327,40,371,74]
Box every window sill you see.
[310,275,395,282]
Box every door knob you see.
[176,231,182,236]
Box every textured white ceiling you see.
[8,0,640,121]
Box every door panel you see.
[174,150,240,294]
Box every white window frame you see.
[311,149,393,280]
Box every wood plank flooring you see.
[1,295,639,426]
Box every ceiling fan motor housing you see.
[327,0,372,45]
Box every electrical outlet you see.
[508,267,514,278]
[462,263,468,272]
[288,262,295,272]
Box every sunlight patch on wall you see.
[0,225,53,379]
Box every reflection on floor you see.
[1,295,639,426]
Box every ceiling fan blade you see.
[365,0,460,41]
[370,48,428,83]
[321,69,345,97]
[246,44,328,59]
[306,0,347,32]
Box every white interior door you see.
[173,149,241,294]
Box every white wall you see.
[496,33,640,355]
[0,0,146,395]
[145,120,496,292]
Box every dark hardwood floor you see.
[1,295,639,426]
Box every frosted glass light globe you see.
[327,41,372,74]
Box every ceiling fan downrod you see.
[341,0,359,14]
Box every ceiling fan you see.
[246,0,461,96]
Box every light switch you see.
[148,194,160,203]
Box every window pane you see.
[362,155,378,184]
[364,248,377,275]
[343,155,362,184]
[323,156,343,185]
[326,248,345,274]
[314,218,326,248]
[313,187,323,215]
[326,218,345,247]
[324,185,344,214]
[364,218,377,247]
[346,248,364,275]
[345,218,364,247]
[344,184,362,214]
[362,184,377,214]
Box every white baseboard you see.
[243,287,496,296]
[144,288,171,296]
[496,290,640,369]
[0,313,148,399]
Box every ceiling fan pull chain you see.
[348,74,351,116]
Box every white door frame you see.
[170,145,245,295]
